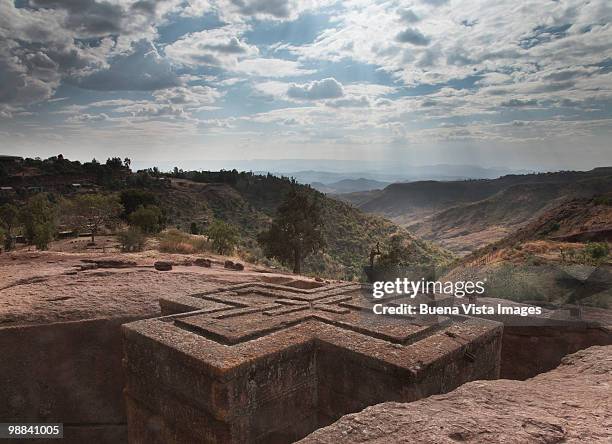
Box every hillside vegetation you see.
[443,195,612,308]
[158,172,453,280]
[0,157,452,281]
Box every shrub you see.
[129,205,163,234]
[207,220,240,255]
[593,196,612,206]
[584,242,609,260]
[158,229,210,254]
[117,227,147,252]
[32,221,55,250]
[20,194,57,250]
[120,189,158,217]
[190,221,200,235]
[0,203,18,250]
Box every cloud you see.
[66,112,110,123]
[153,85,222,106]
[215,0,336,21]
[30,0,124,35]
[500,98,539,107]
[421,0,449,5]
[326,96,370,108]
[398,9,420,23]
[287,78,344,100]
[396,27,430,46]
[165,27,258,68]
[234,58,315,77]
[26,0,183,38]
[75,40,180,90]
[0,42,60,108]
[227,0,292,19]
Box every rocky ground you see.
[0,238,323,328]
[300,345,612,443]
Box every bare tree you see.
[65,194,123,243]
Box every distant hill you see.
[256,164,523,187]
[341,168,612,255]
[311,178,390,194]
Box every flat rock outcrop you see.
[300,345,612,444]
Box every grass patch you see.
[158,229,211,254]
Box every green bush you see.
[32,221,55,250]
[0,203,18,251]
[120,189,158,217]
[20,194,57,250]
[584,242,609,260]
[117,227,147,252]
[190,221,200,235]
[207,220,240,255]
[129,205,163,233]
[593,196,612,206]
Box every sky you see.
[1,0,612,172]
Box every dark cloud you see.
[26,0,170,37]
[398,8,420,23]
[287,78,344,100]
[501,98,538,107]
[519,23,572,49]
[74,40,180,91]
[29,0,125,36]
[543,69,593,82]
[131,0,158,15]
[530,81,576,93]
[396,28,430,46]
[229,0,292,18]
[0,48,57,105]
[421,0,449,5]
[202,37,250,54]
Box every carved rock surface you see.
[300,345,612,444]
[123,282,502,444]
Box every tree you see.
[20,194,57,250]
[190,221,200,235]
[0,203,19,250]
[258,186,325,274]
[128,205,163,234]
[120,189,158,218]
[65,194,123,243]
[207,220,239,255]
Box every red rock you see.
[194,258,212,268]
[154,261,173,271]
[123,282,502,443]
[300,346,612,444]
